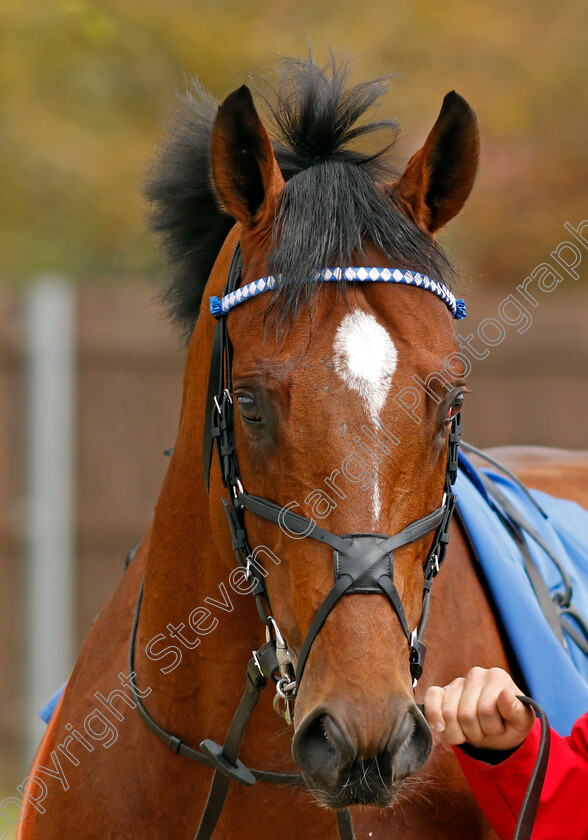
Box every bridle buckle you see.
[213,388,233,416]
[251,648,264,677]
[232,477,245,501]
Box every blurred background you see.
[1,0,586,812]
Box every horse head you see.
[148,58,479,811]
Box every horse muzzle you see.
[292,698,432,808]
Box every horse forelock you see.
[146,54,455,341]
[264,164,453,332]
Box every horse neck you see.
[135,229,261,730]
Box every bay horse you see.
[17,57,588,840]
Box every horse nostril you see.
[388,703,432,782]
[387,705,417,754]
[292,712,356,788]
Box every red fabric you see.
[454,712,588,839]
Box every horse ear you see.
[391,91,479,234]
[211,85,285,225]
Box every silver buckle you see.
[267,615,288,650]
[214,389,233,415]
[251,649,263,677]
[410,628,419,689]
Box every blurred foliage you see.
[1,0,586,287]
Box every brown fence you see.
[1,281,587,784]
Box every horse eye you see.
[444,392,465,423]
[236,393,262,423]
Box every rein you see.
[128,243,550,840]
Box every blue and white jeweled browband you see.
[209,267,466,320]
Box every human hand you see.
[424,667,536,751]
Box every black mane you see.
[145,55,453,339]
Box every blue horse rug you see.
[40,451,588,737]
[456,450,588,736]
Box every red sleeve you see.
[453,711,588,840]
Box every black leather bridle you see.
[128,242,549,840]
[201,244,460,688]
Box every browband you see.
[209,266,466,320]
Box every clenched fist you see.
[424,667,536,751]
